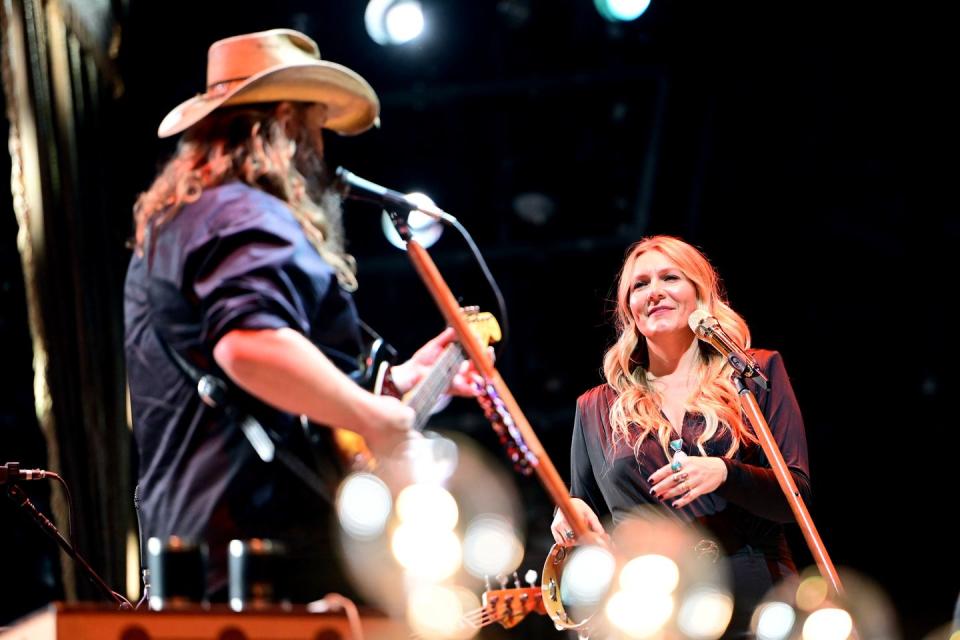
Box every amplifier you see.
[0,602,410,640]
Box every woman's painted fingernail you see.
[649,488,657,497]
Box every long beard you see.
[294,141,346,255]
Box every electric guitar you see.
[333,308,502,470]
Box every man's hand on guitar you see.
[355,394,417,457]
[390,327,491,398]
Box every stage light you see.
[381,192,444,250]
[594,0,651,22]
[365,0,425,46]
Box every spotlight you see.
[381,192,444,250]
[365,0,426,45]
[594,0,651,22]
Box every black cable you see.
[46,472,74,544]
[446,216,510,359]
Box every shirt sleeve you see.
[186,205,336,349]
[715,350,812,523]
[570,394,612,521]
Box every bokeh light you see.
[619,553,680,596]
[336,431,523,621]
[391,524,462,581]
[677,587,735,639]
[462,515,523,578]
[600,508,732,639]
[395,483,459,530]
[606,590,674,638]
[336,472,392,540]
[407,584,481,640]
[561,544,617,610]
[751,567,900,640]
[756,601,797,640]
[802,607,853,640]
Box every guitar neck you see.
[406,342,465,432]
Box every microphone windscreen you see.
[688,309,712,332]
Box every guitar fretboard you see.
[406,342,465,432]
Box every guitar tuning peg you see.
[497,574,508,589]
[484,575,492,591]
[512,571,521,588]
[524,569,538,586]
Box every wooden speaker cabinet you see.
[0,603,410,640]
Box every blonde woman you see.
[551,235,810,636]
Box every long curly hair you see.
[133,102,357,290]
[602,236,757,458]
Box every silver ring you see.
[565,530,576,540]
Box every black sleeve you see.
[186,213,335,349]
[716,351,812,523]
[570,397,611,521]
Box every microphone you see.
[1,462,52,484]
[688,310,769,389]
[332,167,456,223]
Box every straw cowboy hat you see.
[157,28,380,138]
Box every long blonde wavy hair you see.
[133,102,357,290]
[603,236,757,458]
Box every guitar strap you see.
[153,327,336,506]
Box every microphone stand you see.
[5,483,132,609]
[383,207,595,542]
[732,376,845,596]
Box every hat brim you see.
[157,61,380,138]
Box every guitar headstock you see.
[481,585,545,629]
[462,306,502,347]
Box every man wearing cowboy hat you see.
[125,28,475,601]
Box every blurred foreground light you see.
[337,472,392,540]
[677,587,734,639]
[395,484,459,530]
[561,545,617,608]
[801,607,853,640]
[796,575,829,611]
[391,524,462,581]
[462,515,523,578]
[752,567,899,640]
[619,554,680,596]
[755,601,797,640]
[366,0,425,45]
[381,192,444,250]
[594,0,651,22]
[408,584,480,640]
[606,590,673,638]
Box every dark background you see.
[1,0,954,636]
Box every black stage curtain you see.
[1,0,131,609]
